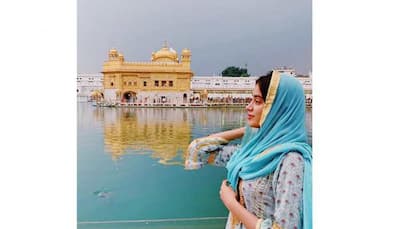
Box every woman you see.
[185,70,312,229]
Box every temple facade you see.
[77,44,311,106]
[102,42,193,105]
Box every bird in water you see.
[93,190,111,198]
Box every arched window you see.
[111,82,114,87]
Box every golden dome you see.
[181,48,191,55]
[152,42,178,62]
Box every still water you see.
[77,103,312,228]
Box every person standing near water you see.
[185,70,312,229]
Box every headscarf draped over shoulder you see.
[226,71,312,229]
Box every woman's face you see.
[246,83,265,128]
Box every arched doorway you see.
[183,93,187,103]
[122,91,137,103]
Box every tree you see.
[221,66,250,77]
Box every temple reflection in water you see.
[103,108,190,164]
[91,107,247,164]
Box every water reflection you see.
[91,106,312,164]
[99,108,191,164]
[78,104,312,225]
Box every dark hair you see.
[256,71,273,101]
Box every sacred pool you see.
[77,102,312,229]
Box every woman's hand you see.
[219,180,238,210]
[220,180,260,229]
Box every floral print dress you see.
[185,139,305,229]
[225,152,304,229]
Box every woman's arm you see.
[209,127,245,141]
[184,128,244,169]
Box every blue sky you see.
[78,0,312,75]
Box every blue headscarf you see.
[226,72,312,229]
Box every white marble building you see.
[77,73,103,102]
[190,76,257,99]
[77,70,312,104]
